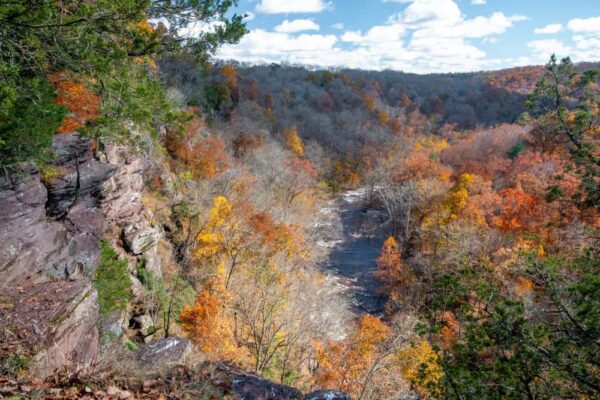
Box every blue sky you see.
[215,0,600,73]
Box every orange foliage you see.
[374,237,407,292]
[180,290,237,359]
[50,73,100,134]
[440,311,459,350]
[516,277,534,297]
[493,188,543,233]
[314,315,391,395]
[220,65,238,89]
[166,116,231,179]
[393,153,452,183]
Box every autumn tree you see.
[375,236,414,297]
[283,126,305,157]
[314,315,418,399]
[166,116,232,179]
[195,196,251,289]
[180,290,238,360]
[493,187,543,233]
[50,73,101,134]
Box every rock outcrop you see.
[0,133,115,286]
[220,370,304,400]
[0,280,99,378]
[304,390,352,400]
[0,133,146,378]
[136,337,193,366]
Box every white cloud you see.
[341,24,405,45]
[527,39,572,63]
[177,20,224,38]
[471,0,486,5]
[220,0,527,73]
[395,0,462,27]
[559,16,600,63]
[256,0,329,14]
[567,16,600,33]
[331,23,345,30]
[534,24,562,34]
[274,19,320,33]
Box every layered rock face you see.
[0,133,135,378]
[0,134,114,286]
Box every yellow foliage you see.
[378,109,390,126]
[443,173,475,221]
[398,340,444,396]
[284,126,304,157]
[195,196,236,260]
[414,136,449,155]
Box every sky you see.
[214,0,600,73]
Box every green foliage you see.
[95,241,132,316]
[204,82,232,113]
[526,55,600,209]
[0,78,66,165]
[0,0,246,165]
[426,249,600,399]
[506,141,525,159]
[0,353,29,378]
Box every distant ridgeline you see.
[161,59,599,155]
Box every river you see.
[314,188,390,316]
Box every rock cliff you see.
[0,132,349,398]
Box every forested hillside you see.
[0,1,599,399]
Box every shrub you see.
[95,241,132,316]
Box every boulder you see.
[136,337,193,366]
[122,224,159,255]
[304,390,352,400]
[229,373,303,400]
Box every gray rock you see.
[122,224,159,255]
[45,134,116,218]
[229,373,303,400]
[0,134,117,286]
[100,145,145,225]
[136,337,192,366]
[0,167,70,285]
[304,390,352,400]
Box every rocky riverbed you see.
[314,188,390,316]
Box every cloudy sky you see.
[216,0,600,73]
